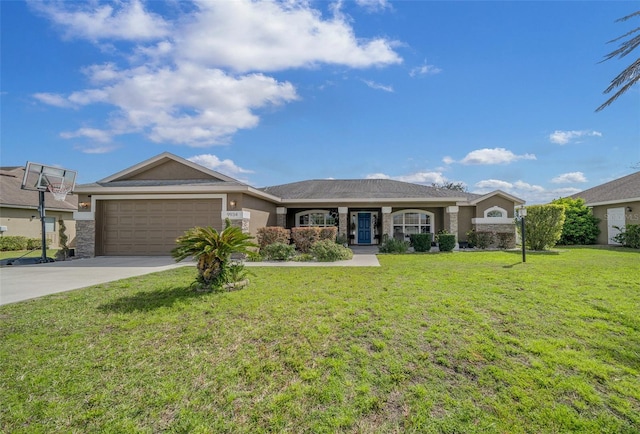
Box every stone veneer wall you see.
[473,223,517,249]
[75,219,95,258]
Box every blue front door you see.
[357,213,371,244]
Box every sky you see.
[1,0,639,204]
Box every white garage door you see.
[607,207,625,245]
[98,199,222,255]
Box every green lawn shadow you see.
[97,286,207,313]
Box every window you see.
[296,210,337,227]
[484,206,507,218]
[392,210,433,237]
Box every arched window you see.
[295,210,337,227]
[484,206,507,218]
[391,210,434,238]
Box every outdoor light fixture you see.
[626,206,633,212]
[79,202,90,209]
[230,200,237,209]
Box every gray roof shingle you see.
[261,179,481,200]
[0,167,78,211]
[571,171,640,204]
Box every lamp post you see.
[519,206,527,263]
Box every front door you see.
[357,213,371,244]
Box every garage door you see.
[98,199,222,255]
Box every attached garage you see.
[96,198,222,255]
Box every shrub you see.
[437,233,456,252]
[319,227,338,242]
[496,232,515,249]
[475,232,494,249]
[335,233,348,246]
[0,236,29,251]
[292,253,315,262]
[613,224,640,248]
[261,242,296,261]
[552,197,600,245]
[256,227,291,249]
[378,235,409,254]
[311,239,353,262]
[409,233,433,252]
[27,238,43,250]
[291,227,318,253]
[518,205,566,250]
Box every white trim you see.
[224,211,250,220]
[484,205,508,218]
[390,209,435,242]
[468,190,525,205]
[276,207,287,215]
[350,211,379,245]
[472,217,514,225]
[294,209,337,227]
[446,206,459,213]
[585,197,640,207]
[90,194,227,214]
[338,207,348,214]
[281,197,467,204]
[73,211,95,221]
[382,206,392,214]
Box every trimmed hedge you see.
[256,227,291,249]
[0,236,43,251]
[378,235,409,254]
[409,233,433,252]
[437,234,456,252]
[291,227,337,253]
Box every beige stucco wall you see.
[128,159,218,180]
[591,201,640,244]
[241,194,278,236]
[458,206,475,241]
[0,207,76,248]
[475,196,516,218]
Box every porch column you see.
[276,207,287,228]
[382,207,392,240]
[338,207,348,239]
[446,206,459,250]
[73,211,95,258]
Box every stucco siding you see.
[0,207,76,248]
[476,196,516,218]
[591,201,640,244]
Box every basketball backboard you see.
[21,162,77,195]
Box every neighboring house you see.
[571,171,640,245]
[0,166,77,249]
[73,152,525,257]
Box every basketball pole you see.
[39,190,48,263]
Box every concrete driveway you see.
[0,257,192,306]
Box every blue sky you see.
[2,0,639,204]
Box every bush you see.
[613,224,640,248]
[518,205,566,250]
[311,239,353,262]
[319,227,338,242]
[335,233,348,246]
[409,233,433,252]
[552,197,600,245]
[256,227,291,249]
[437,233,456,252]
[27,238,43,250]
[0,236,29,251]
[378,235,409,254]
[261,242,296,261]
[292,253,315,262]
[496,232,515,249]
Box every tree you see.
[517,204,565,251]
[551,197,600,245]
[596,10,640,111]
[431,181,467,192]
[171,220,257,290]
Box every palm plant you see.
[171,219,257,290]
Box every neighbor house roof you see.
[261,179,482,202]
[571,171,640,206]
[0,167,77,211]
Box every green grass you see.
[0,249,58,260]
[1,248,639,433]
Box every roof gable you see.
[100,152,238,183]
[0,167,77,211]
[571,171,640,205]
[468,190,525,205]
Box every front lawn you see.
[1,248,638,433]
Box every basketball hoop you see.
[48,183,72,201]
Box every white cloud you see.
[362,79,394,92]
[409,63,442,77]
[176,0,402,73]
[460,148,536,165]
[60,127,112,143]
[366,173,391,179]
[549,130,602,145]
[551,171,587,184]
[188,154,253,178]
[31,0,171,41]
[355,0,392,13]
[475,179,513,190]
[75,145,120,154]
[514,180,545,193]
[32,0,402,148]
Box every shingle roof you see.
[0,167,77,211]
[571,171,640,204]
[261,179,482,201]
[79,179,246,188]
